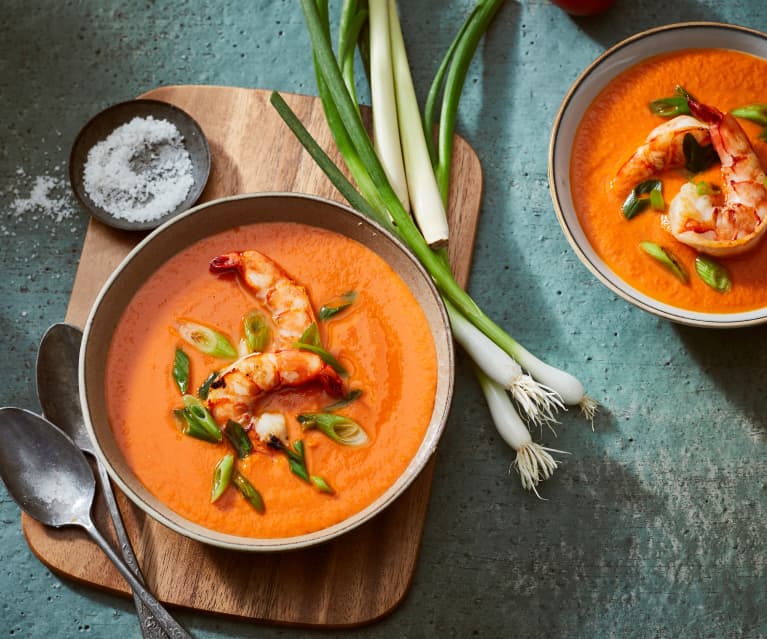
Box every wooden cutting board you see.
[22,85,482,628]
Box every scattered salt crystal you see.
[10,174,76,223]
[82,116,194,223]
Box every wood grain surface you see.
[21,85,482,627]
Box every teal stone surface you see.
[2,1,766,638]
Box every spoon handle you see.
[96,462,169,639]
[80,518,194,639]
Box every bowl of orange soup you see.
[550,22,767,327]
[80,192,454,551]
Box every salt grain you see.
[10,173,76,222]
[82,116,194,223]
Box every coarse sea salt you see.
[82,116,194,223]
[10,172,76,223]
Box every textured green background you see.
[1,1,766,638]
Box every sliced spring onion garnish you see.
[298,412,369,446]
[232,471,265,513]
[639,241,688,283]
[298,323,321,347]
[172,348,190,394]
[311,475,335,494]
[324,388,363,410]
[224,420,253,459]
[319,290,357,320]
[683,132,718,174]
[174,407,220,444]
[177,320,237,359]
[295,341,348,376]
[210,453,234,503]
[731,103,767,127]
[181,394,223,442]
[695,255,732,293]
[622,180,663,219]
[696,181,721,196]
[649,187,665,212]
[242,310,271,353]
[648,95,690,117]
[197,371,220,401]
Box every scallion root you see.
[509,374,564,431]
[579,395,599,430]
[512,443,564,499]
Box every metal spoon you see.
[36,323,168,639]
[0,407,193,639]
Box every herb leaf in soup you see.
[682,133,718,174]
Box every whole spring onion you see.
[177,320,238,359]
[211,453,234,503]
[242,309,271,353]
[298,412,369,446]
[232,471,265,513]
[172,347,190,394]
[476,368,566,498]
[695,255,732,293]
[639,241,688,283]
[387,0,449,247]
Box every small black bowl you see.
[69,99,211,231]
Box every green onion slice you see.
[319,290,357,321]
[297,412,369,446]
[695,255,732,293]
[696,181,721,196]
[242,310,271,353]
[639,241,689,283]
[683,133,718,174]
[649,188,665,212]
[648,85,694,117]
[210,453,234,503]
[197,371,220,400]
[172,348,190,394]
[174,407,220,443]
[232,471,265,513]
[323,389,363,410]
[310,475,335,494]
[731,103,767,127]
[295,323,347,376]
[623,180,662,219]
[177,320,238,359]
[298,323,321,347]
[181,394,223,442]
[224,420,253,459]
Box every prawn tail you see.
[687,98,723,126]
[209,253,242,273]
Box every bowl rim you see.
[68,98,211,232]
[548,21,767,328]
[79,191,455,551]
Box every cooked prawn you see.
[210,250,316,350]
[611,115,710,195]
[206,349,344,428]
[665,98,767,256]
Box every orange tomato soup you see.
[571,48,767,312]
[105,222,438,538]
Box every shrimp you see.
[611,115,710,195]
[210,250,316,350]
[664,99,767,256]
[206,349,344,428]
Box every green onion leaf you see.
[696,181,721,196]
[695,255,732,293]
[242,310,271,353]
[639,241,689,283]
[731,103,767,127]
[323,388,363,410]
[683,133,718,174]
[297,412,369,446]
[298,323,322,348]
[311,475,335,494]
[181,394,222,442]
[319,290,357,320]
[294,326,348,377]
[232,471,265,513]
[210,453,234,503]
[197,371,220,401]
[622,180,662,219]
[647,86,694,117]
[177,320,238,359]
[224,420,253,459]
[172,348,190,394]
[289,457,310,482]
[649,187,665,212]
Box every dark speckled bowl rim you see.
[549,22,767,328]
[69,99,211,231]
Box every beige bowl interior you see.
[80,192,454,551]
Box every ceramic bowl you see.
[69,99,210,231]
[79,192,454,551]
[549,22,767,327]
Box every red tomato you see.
[550,0,616,16]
